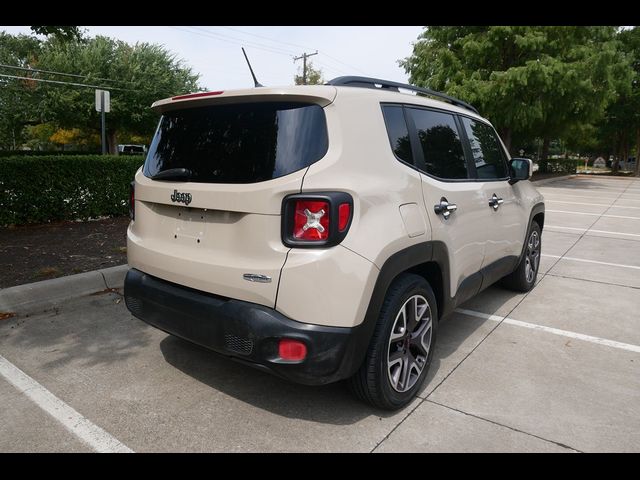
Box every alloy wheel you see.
[525,230,541,283]
[387,295,432,393]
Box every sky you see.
[0,26,424,91]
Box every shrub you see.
[0,155,144,226]
[0,150,101,157]
[538,158,578,174]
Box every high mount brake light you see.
[282,192,353,248]
[171,91,224,100]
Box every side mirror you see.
[509,158,533,184]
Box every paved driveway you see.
[1,175,639,452]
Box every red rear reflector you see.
[293,200,330,240]
[338,203,350,231]
[278,339,307,361]
[171,91,224,100]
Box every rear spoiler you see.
[152,85,338,113]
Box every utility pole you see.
[293,51,318,85]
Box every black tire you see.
[501,221,542,292]
[349,273,438,410]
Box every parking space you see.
[1,175,639,452]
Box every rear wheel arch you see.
[407,261,443,321]
[346,242,450,379]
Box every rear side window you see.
[144,102,328,184]
[407,108,468,180]
[461,117,509,179]
[381,105,413,164]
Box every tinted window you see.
[144,102,328,184]
[461,117,508,179]
[382,105,413,164]
[407,108,468,179]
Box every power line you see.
[191,26,298,56]
[219,26,315,52]
[169,26,369,85]
[170,26,296,58]
[216,26,370,76]
[318,51,369,76]
[313,59,351,77]
[0,63,134,86]
[0,73,134,91]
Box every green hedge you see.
[539,158,578,174]
[0,150,101,157]
[0,155,144,226]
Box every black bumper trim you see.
[124,269,367,385]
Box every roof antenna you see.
[242,47,263,88]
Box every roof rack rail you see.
[326,76,479,115]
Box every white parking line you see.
[546,200,640,210]
[0,354,133,453]
[541,254,640,270]
[542,194,639,202]
[545,225,640,238]
[455,308,640,354]
[539,189,640,197]
[546,209,640,220]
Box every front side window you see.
[407,108,468,180]
[461,117,509,180]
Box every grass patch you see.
[37,267,61,277]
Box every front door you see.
[459,116,524,274]
[404,106,490,301]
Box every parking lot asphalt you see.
[1,175,639,452]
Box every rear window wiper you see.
[150,168,193,181]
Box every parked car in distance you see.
[118,144,147,155]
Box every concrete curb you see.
[531,174,575,186]
[0,264,128,316]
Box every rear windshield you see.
[143,102,328,184]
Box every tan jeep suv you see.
[124,76,544,410]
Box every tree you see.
[605,27,640,175]
[33,35,201,153]
[0,32,42,149]
[400,27,630,159]
[294,61,323,85]
[30,26,83,42]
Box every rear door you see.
[404,106,490,301]
[459,116,523,271]
[129,101,329,308]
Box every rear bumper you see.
[124,268,367,385]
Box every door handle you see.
[488,194,504,210]
[434,198,457,220]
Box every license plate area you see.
[174,207,207,242]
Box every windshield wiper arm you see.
[151,168,193,181]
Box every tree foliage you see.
[0,31,201,152]
[294,61,323,85]
[0,32,42,148]
[34,36,201,151]
[401,26,630,157]
[591,27,640,173]
[30,26,83,42]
